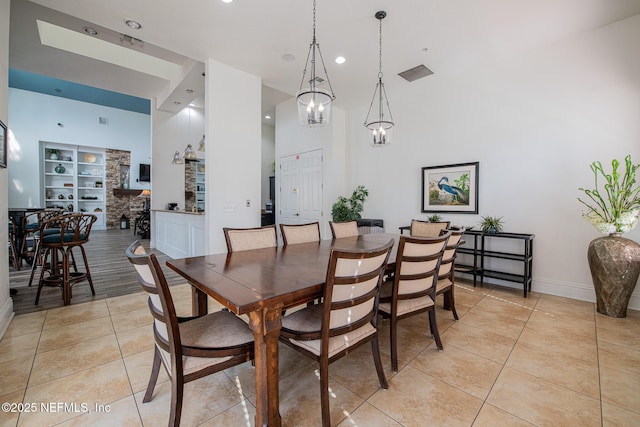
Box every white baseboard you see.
[0,297,15,339]
[468,274,640,312]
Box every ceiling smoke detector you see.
[398,64,434,82]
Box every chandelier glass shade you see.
[364,11,394,147]
[296,0,335,128]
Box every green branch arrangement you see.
[578,155,640,234]
[331,185,369,222]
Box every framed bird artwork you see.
[422,162,479,213]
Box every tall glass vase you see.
[588,233,640,317]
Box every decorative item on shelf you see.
[364,11,394,147]
[67,203,74,211]
[95,181,102,188]
[46,189,54,199]
[480,216,504,234]
[296,0,335,128]
[198,164,205,173]
[55,164,66,174]
[49,149,60,160]
[331,185,368,222]
[63,183,73,187]
[68,194,73,200]
[93,208,102,212]
[58,194,65,200]
[63,156,72,161]
[578,154,640,317]
[84,153,97,163]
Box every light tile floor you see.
[1,281,639,426]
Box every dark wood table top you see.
[166,233,399,315]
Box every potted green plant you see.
[427,214,443,222]
[331,185,368,222]
[578,154,640,317]
[480,216,504,234]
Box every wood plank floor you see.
[8,229,186,315]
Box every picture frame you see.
[421,161,479,213]
[0,120,6,169]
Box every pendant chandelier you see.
[296,0,335,128]
[171,107,199,163]
[364,11,394,147]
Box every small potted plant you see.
[49,149,61,160]
[480,216,504,234]
[427,214,443,222]
[331,185,368,222]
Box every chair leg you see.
[390,314,398,372]
[143,347,162,403]
[319,356,331,427]
[444,289,459,320]
[169,375,185,427]
[62,248,71,306]
[371,334,388,389]
[428,309,443,351]
[34,247,52,305]
[78,245,95,295]
[27,239,42,287]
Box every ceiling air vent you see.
[398,64,433,82]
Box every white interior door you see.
[279,149,323,226]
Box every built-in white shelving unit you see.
[41,142,106,230]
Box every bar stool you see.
[27,209,66,287]
[35,213,97,306]
[20,211,40,266]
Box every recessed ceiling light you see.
[335,56,346,64]
[221,0,234,3]
[185,88,194,94]
[83,26,98,36]
[264,115,271,120]
[189,103,195,107]
[281,53,295,62]
[173,101,181,105]
[125,19,142,30]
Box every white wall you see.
[150,105,204,212]
[275,98,347,239]
[261,123,275,208]
[345,15,640,307]
[205,59,262,254]
[8,88,152,208]
[0,0,13,338]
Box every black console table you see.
[456,230,534,297]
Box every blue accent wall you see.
[9,69,150,115]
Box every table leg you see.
[191,287,208,316]
[249,307,283,427]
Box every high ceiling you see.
[9,0,640,120]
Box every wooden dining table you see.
[166,232,399,427]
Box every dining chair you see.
[328,220,359,239]
[410,219,451,237]
[378,232,450,372]
[436,229,464,320]
[223,224,277,252]
[279,239,394,427]
[280,222,321,245]
[34,213,97,306]
[126,241,254,427]
[19,211,41,266]
[8,217,20,270]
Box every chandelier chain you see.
[378,17,383,79]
